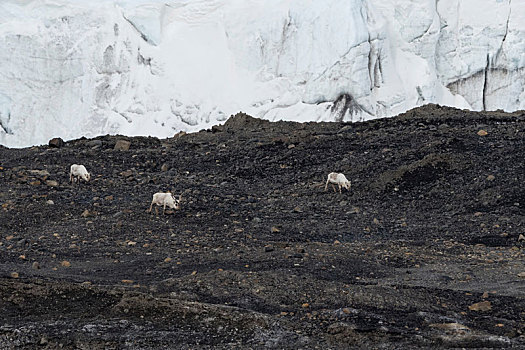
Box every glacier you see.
[0,0,524,147]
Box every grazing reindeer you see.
[148,192,182,215]
[325,172,351,193]
[70,164,91,184]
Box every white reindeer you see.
[70,164,91,184]
[148,192,182,215]
[325,172,351,193]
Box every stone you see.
[348,207,360,214]
[46,200,54,205]
[10,272,19,278]
[114,140,131,151]
[86,140,103,148]
[120,170,133,177]
[48,137,64,148]
[271,226,280,233]
[61,260,71,267]
[477,130,488,136]
[486,175,495,181]
[517,272,525,278]
[161,163,170,172]
[29,170,50,177]
[46,180,59,187]
[32,262,40,270]
[518,234,525,242]
[469,300,491,311]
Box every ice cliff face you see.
[0,0,524,147]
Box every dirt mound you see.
[374,153,463,192]
[222,112,271,131]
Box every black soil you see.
[0,104,524,349]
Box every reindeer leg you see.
[163,203,166,215]
[324,179,330,191]
[148,202,153,213]
[155,206,158,215]
[332,184,337,193]
[339,184,342,193]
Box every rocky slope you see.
[0,104,524,348]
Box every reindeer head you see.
[175,194,182,210]
[170,193,182,210]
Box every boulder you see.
[114,140,131,151]
[48,137,64,148]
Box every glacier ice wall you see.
[0,0,524,147]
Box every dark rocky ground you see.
[0,104,524,349]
